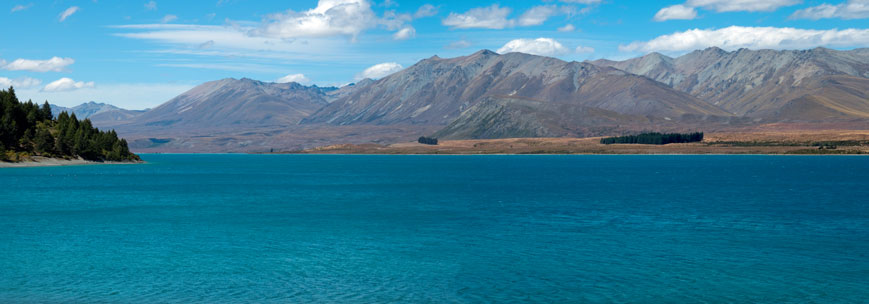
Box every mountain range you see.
[591,47,869,121]
[51,102,147,128]
[61,47,869,152]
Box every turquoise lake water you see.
[1,154,868,303]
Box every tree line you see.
[1,87,140,162]
[418,136,438,145]
[600,132,704,145]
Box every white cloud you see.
[557,24,576,32]
[791,0,869,20]
[43,78,95,92]
[393,26,415,40]
[620,26,869,53]
[253,0,405,41]
[2,57,75,72]
[276,73,311,84]
[445,39,471,49]
[686,0,800,12]
[654,5,697,21]
[575,46,595,53]
[59,6,79,22]
[497,38,570,57]
[442,4,514,29]
[518,5,558,26]
[414,4,438,18]
[11,3,33,13]
[0,77,42,89]
[356,62,402,80]
[144,1,157,11]
[161,14,178,23]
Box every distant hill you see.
[51,102,147,127]
[591,47,869,121]
[120,78,333,130]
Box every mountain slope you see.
[432,96,656,139]
[122,78,330,130]
[303,50,730,128]
[591,47,869,120]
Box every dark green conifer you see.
[0,87,139,162]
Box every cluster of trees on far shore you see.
[600,132,704,145]
[1,87,140,162]
[418,136,438,145]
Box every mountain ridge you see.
[64,47,869,152]
[591,47,869,120]
[302,50,729,128]
[118,78,333,131]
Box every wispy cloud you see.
[445,39,472,49]
[11,3,33,13]
[443,4,573,30]
[790,0,869,20]
[558,0,602,3]
[518,5,558,26]
[161,14,178,23]
[197,40,215,49]
[688,0,799,12]
[156,62,290,73]
[654,0,799,21]
[144,1,157,11]
[443,4,514,29]
[654,5,697,21]
[59,6,79,22]
[113,24,344,58]
[414,4,438,18]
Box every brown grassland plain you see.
[284,130,869,155]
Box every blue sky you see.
[2,0,868,109]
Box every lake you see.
[1,154,868,303]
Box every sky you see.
[1,0,868,109]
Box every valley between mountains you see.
[60,47,869,153]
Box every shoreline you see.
[0,156,144,168]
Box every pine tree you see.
[34,122,55,156]
[72,128,85,156]
[41,101,52,121]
